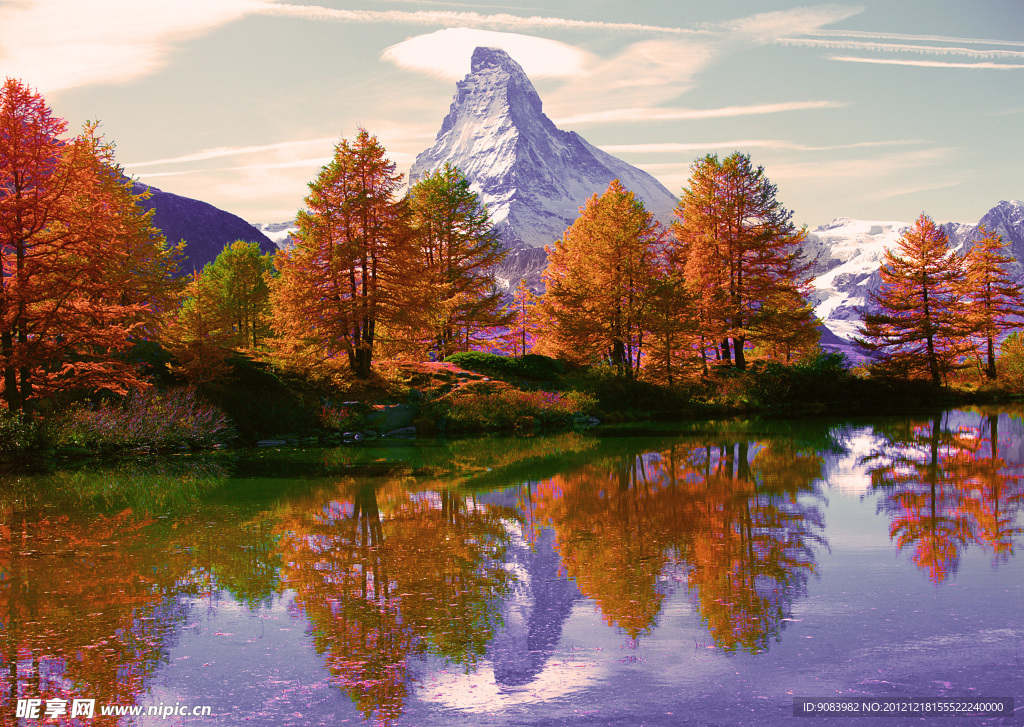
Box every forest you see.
[3,77,1024,456]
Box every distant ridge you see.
[134,183,277,274]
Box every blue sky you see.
[3,0,1021,227]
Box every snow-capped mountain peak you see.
[409,46,678,251]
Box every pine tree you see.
[960,225,1023,379]
[539,180,662,379]
[857,214,965,384]
[407,164,510,359]
[271,130,408,378]
[199,240,275,349]
[673,152,810,371]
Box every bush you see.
[51,387,234,451]
[743,352,853,411]
[0,409,42,455]
[444,352,566,380]
[432,381,595,431]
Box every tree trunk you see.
[733,336,746,371]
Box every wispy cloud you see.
[829,56,1024,70]
[252,2,703,35]
[555,101,847,126]
[803,29,1024,48]
[599,139,921,154]
[781,38,1024,60]
[769,148,953,180]
[124,138,340,168]
[722,5,864,42]
[0,0,261,93]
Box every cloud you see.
[781,38,1024,60]
[768,148,953,180]
[252,2,702,35]
[555,101,847,126]
[381,28,593,80]
[720,5,863,43]
[0,0,261,93]
[123,137,340,169]
[598,139,921,154]
[829,56,1024,69]
[802,29,1024,48]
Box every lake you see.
[1,408,1022,726]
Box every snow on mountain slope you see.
[409,47,678,252]
[808,201,1024,341]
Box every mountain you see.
[409,46,678,269]
[134,183,277,273]
[808,201,1024,342]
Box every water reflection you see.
[863,411,1024,583]
[529,436,828,653]
[0,457,225,723]
[274,479,513,723]
[0,415,1020,724]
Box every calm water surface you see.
[1,409,1022,726]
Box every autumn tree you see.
[857,214,965,384]
[960,225,1023,379]
[642,273,699,386]
[750,289,821,363]
[673,152,811,371]
[499,278,540,357]
[539,180,662,379]
[0,79,174,412]
[272,130,411,378]
[408,164,510,359]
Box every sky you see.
[2,0,1022,228]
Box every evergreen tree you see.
[408,164,510,359]
[539,180,662,379]
[960,225,1023,379]
[673,152,810,371]
[271,130,409,378]
[199,240,275,349]
[856,214,965,384]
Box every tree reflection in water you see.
[0,458,225,724]
[529,434,828,653]
[864,411,1024,583]
[274,479,514,725]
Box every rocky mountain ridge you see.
[409,47,678,257]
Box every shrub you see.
[52,387,234,451]
[742,352,854,412]
[433,381,595,431]
[444,352,566,380]
[0,409,42,455]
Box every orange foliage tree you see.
[960,225,1024,379]
[673,152,812,371]
[272,130,412,378]
[538,180,662,379]
[0,79,175,412]
[857,214,964,384]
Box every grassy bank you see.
[1,348,1017,462]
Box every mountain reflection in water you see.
[0,410,1021,725]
